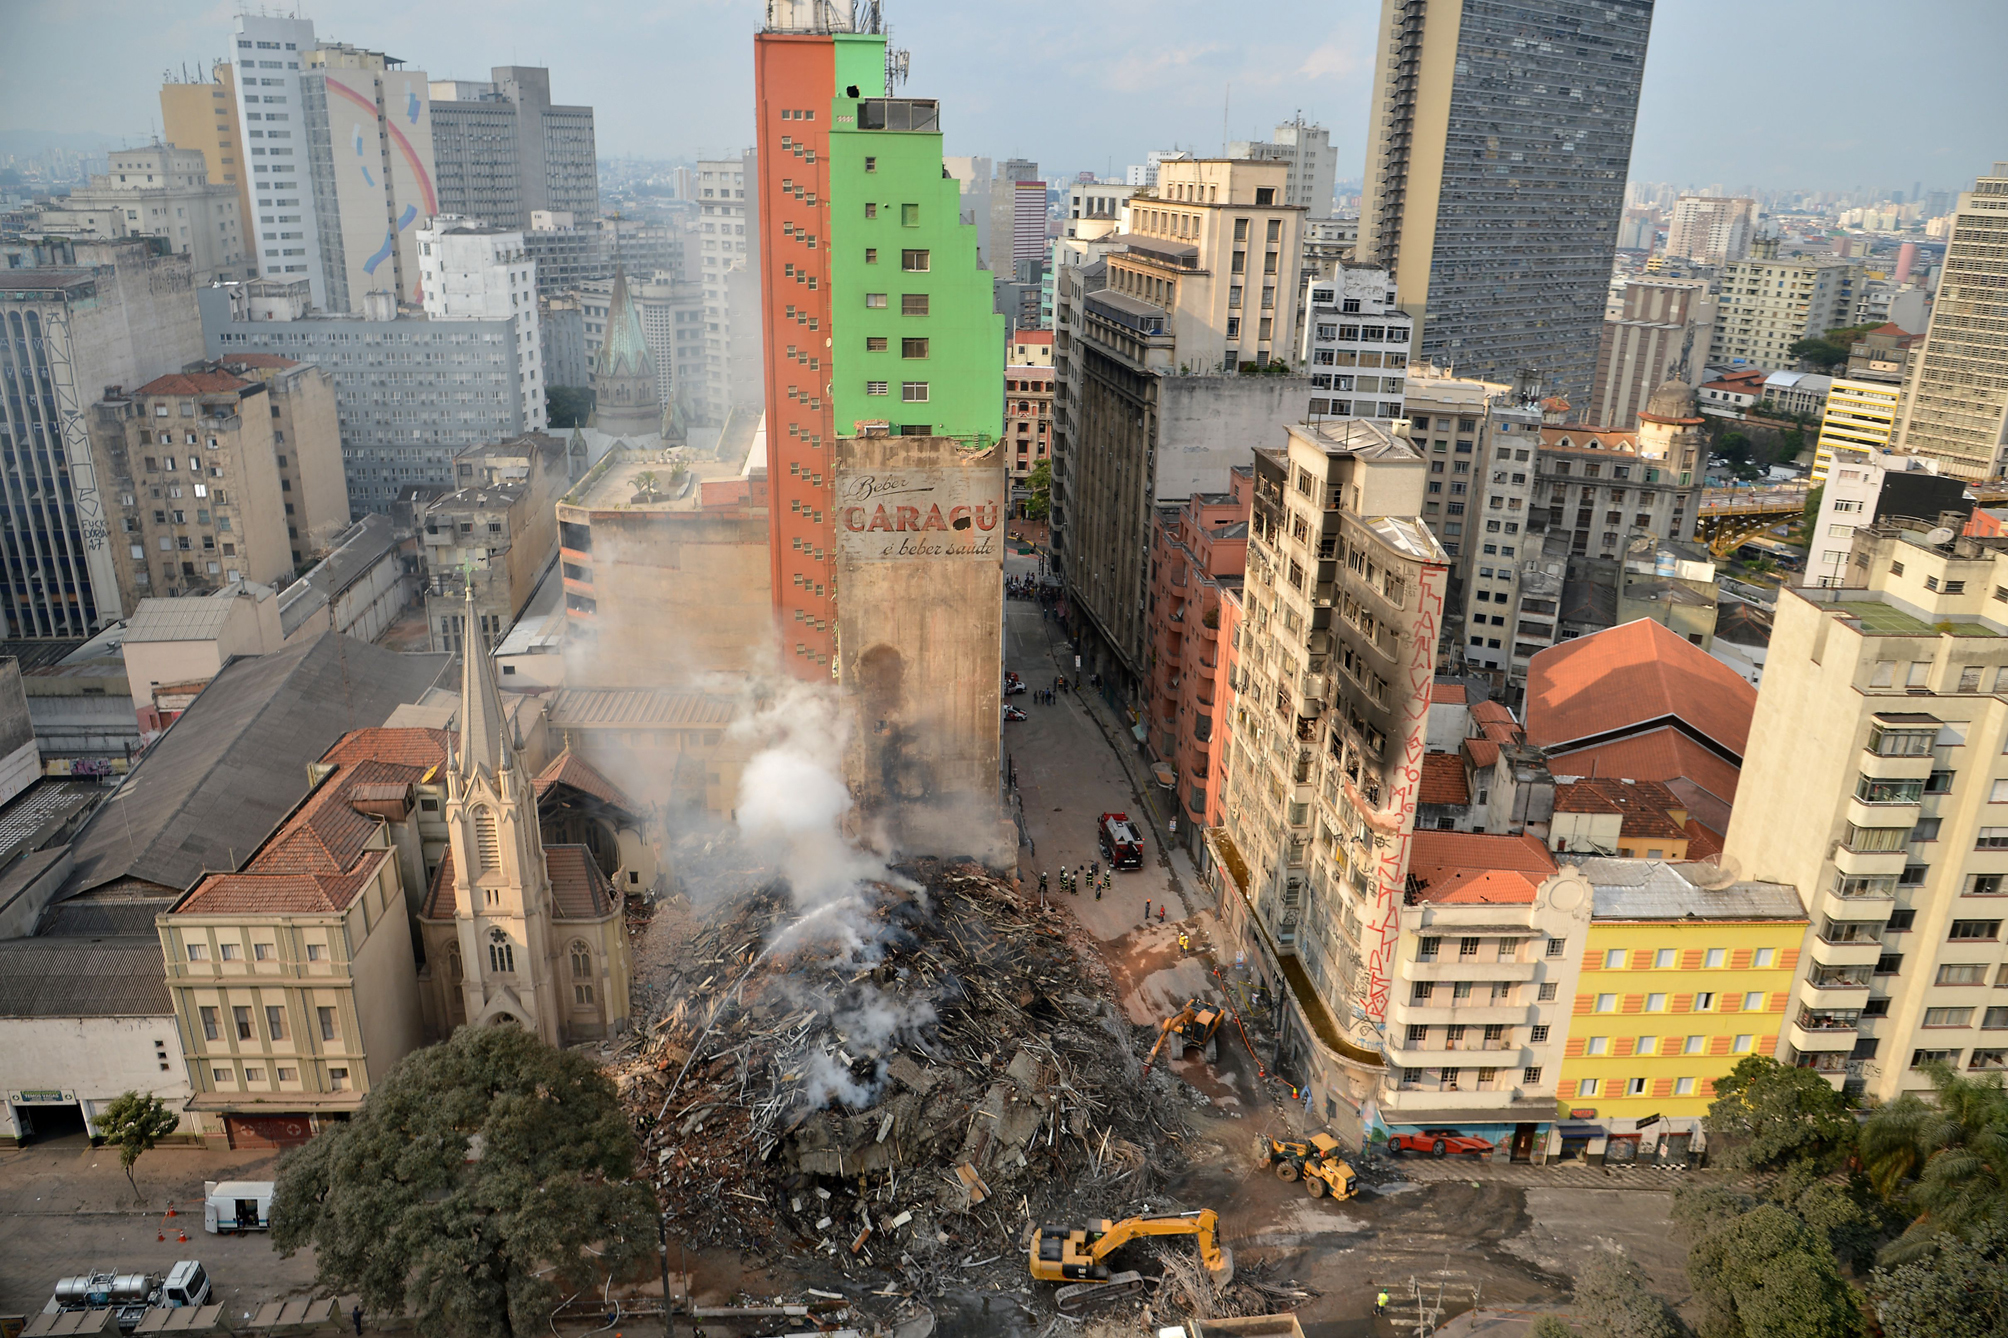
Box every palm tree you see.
[1862,1063,2008,1262]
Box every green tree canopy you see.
[1024,458,1052,522]
[1869,1221,2008,1338]
[1706,1054,1859,1173]
[1791,324,1877,372]
[1572,1249,1679,1338]
[1860,1063,2008,1262]
[545,386,595,429]
[1686,1203,1862,1338]
[271,1025,657,1338]
[97,1091,182,1200]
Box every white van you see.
[203,1180,273,1233]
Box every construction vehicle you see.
[1255,1132,1360,1200]
[1141,997,1226,1074]
[44,1261,210,1332]
[1029,1209,1234,1312]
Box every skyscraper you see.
[1891,163,2008,481]
[1357,0,1655,402]
[1228,116,1338,218]
[428,67,599,230]
[753,2,1004,678]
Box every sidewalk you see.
[1376,1154,1747,1193]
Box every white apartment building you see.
[693,156,763,426]
[1228,117,1338,219]
[1726,527,2008,1100]
[1664,196,1755,264]
[33,146,249,285]
[415,217,547,432]
[1803,445,1944,588]
[1811,377,1904,483]
[1300,267,1410,426]
[1710,251,1863,370]
[1065,182,1134,238]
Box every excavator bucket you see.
[1209,1246,1235,1290]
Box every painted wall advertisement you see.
[836,469,1003,562]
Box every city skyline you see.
[3,0,2002,197]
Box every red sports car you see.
[1388,1128,1494,1158]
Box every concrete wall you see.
[275,367,353,556]
[836,436,1007,853]
[1157,376,1319,499]
[24,674,139,763]
[345,858,425,1089]
[0,661,37,807]
[0,1015,196,1144]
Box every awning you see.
[1559,1123,1606,1139]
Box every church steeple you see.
[458,584,510,781]
[588,264,664,437]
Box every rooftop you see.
[546,687,737,730]
[131,369,253,398]
[1573,857,1805,921]
[1524,618,1757,759]
[566,447,746,512]
[1405,831,1556,905]
[1553,776,1687,840]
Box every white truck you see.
[203,1180,274,1233]
[44,1261,210,1333]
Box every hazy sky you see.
[4,0,2003,196]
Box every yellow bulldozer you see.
[1141,997,1226,1075]
[1254,1132,1359,1200]
[1028,1209,1235,1312]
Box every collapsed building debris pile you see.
[616,860,1238,1302]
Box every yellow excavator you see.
[1255,1132,1359,1200]
[1141,998,1226,1075]
[1029,1209,1235,1312]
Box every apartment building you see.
[1228,116,1338,219]
[1398,368,1526,573]
[159,59,255,238]
[693,155,765,431]
[1145,473,1251,849]
[1213,418,1451,1117]
[211,354,352,561]
[1810,378,1904,484]
[1891,163,2008,480]
[1358,0,1653,403]
[1804,447,1963,590]
[525,215,685,300]
[415,217,547,433]
[419,433,570,653]
[1709,249,1863,370]
[0,250,206,638]
[1587,279,1716,430]
[1724,525,2008,1099]
[1299,266,1411,425]
[1065,182,1134,237]
[33,146,249,285]
[1005,361,1054,482]
[1663,196,1756,264]
[428,67,598,229]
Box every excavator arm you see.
[1140,1006,1197,1076]
[1087,1210,1230,1277]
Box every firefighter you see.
[1039,871,1049,897]
[1094,875,1103,900]
[1178,930,1190,952]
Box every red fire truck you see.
[1099,812,1144,870]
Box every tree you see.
[1790,324,1876,373]
[1860,1063,2008,1262]
[1869,1221,2008,1338]
[546,385,595,429]
[1572,1249,1679,1338]
[1770,1163,1896,1274]
[1705,1054,1859,1173]
[1686,1203,1862,1338]
[1529,1319,1582,1338]
[271,1025,657,1338]
[97,1091,182,1201]
[1024,459,1052,522]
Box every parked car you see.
[1387,1128,1494,1158]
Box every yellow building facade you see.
[1551,860,1807,1162]
[159,60,254,241]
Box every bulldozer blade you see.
[1210,1247,1235,1291]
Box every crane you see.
[1029,1209,1235,1312]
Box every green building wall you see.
[826,38,1003,444]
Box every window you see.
[253,942,273,961]
[1875,954,1905,976]
[265,1005,285,1040]
[1604,949,1626,969]
[1646,993,1667,1012]
[900,249,930,271]
[200,1006,219,1040]
[864,203,877,218]
[1595,993,1617,1013]
[865,292,887,308]
[1577,1078,1600,1097]
[1754,948,1776,968]
[901,293,929,316]
[329,1067,349,1091]
[1674,1077,1696,1096]
[1655,949,1676,969]
[900,382,929,402]
[1985,1007,2008,1029]
[1587,1036,1609,1055]
[1912,1049,1958,1069]
[213,1067,234,1084]
[1732,1035,1754,1053]
[490,941,516,973]
[1412,981,1433,1002]
[901,337,929,358]
[1694,992,1716,1011]
[317,1006,338,1041]
[571,942,592,979]
[219,942,241,961]
[866,381,889,395]
[1530,1024,1550,1043]
[1538,982,1558,1001]
[866,336,888,351]
[864,248,878,263]
[1523,1066,1543,1085]
[244,1066,265,1083]
[1704,948,1726,969]
[1937,963,1989,985]
[1979,829,2008,849]
[306,943,325,961]
[1924,1007,1974,1027]
[1684,1035,1706,1054]
[1742,991,1766,1011]
[277,1067,297,1082]
[1951,920,2002,940]
[233,1006,253,1040]
[575,984,595,1005]
[1547,938,1567,957]
[186,942,208,961]
[900,203,919,226]
[1627,1077,1649,1096]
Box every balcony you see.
[855,98,939,132]
[1399,958,1538,984]
[1384,1041,1529,1069]
[1789,1019,1859,1053]
[1810,930,1884,969]
[1791,1049,1851,1075]
[1798,972,1873,1008]
[1395,1003,1532,1027]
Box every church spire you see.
[458,583,508,780]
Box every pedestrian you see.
[1094,876,1103,900]
[351,1305,365,1336]
[1144,898,1151,921]
[1090,859,1099,881]
[1158,905,1166,923]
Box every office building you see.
[1357,0,1654,403]
[1663,196,1756,264]
[1228,116,1338,218]
[160,59,255,237]
[1802,444,1959,589]
[32,145,250,285]
[1811,377,1904,484]
[986,159,1039,271]
[230,15,438,314]
[0,247,206,638]
[428,67,599,229]
[414,216,547,433]
[693,155,766,430]
[752,18,1003,677]
[523,213,684,299]
[1586,278,1716,430]
[201,279,544,512]
[1724,525,2008,1100]
[1891,163,2008,481]
[1709,249,1863,370]
[1300,265,1411,423]
[1060,157,1312,692]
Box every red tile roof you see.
[1683,819,1725,862]
[134,370,252,397]
[322,727,450,772]
[1419,752,1470,806]
[1405,831,1556,905]
[1430,682,1467,705]
[1465,738,1502,770]
[422,844,615,921]
[1548,728,1743,805]
[533,748,639,816]
[1553,777,1687,840]
[1469,700,1514,725]
[1524,619,1755,757]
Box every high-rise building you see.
[753,9,1004,678]
[414,216,547,433]
[159,60,256,242]
[1300,265,1411,425]
[1229,116,1338,218]
[1663,196,1756,264]
[230,15,439,314]
[987,159,1038,272]
[1724,525,2008,1101]
[1810,376,1903,484]
[1709,249,1862,371]
[1891,163,2008,481]
[0,245,205,638]
[693,155,765,429]
[30,145,251,286]
[1587,278,1716,429]
[1357,0,1655,403]
[428,67,599,229]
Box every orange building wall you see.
[754,34,839,676]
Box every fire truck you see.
[1099,813,1144,870]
